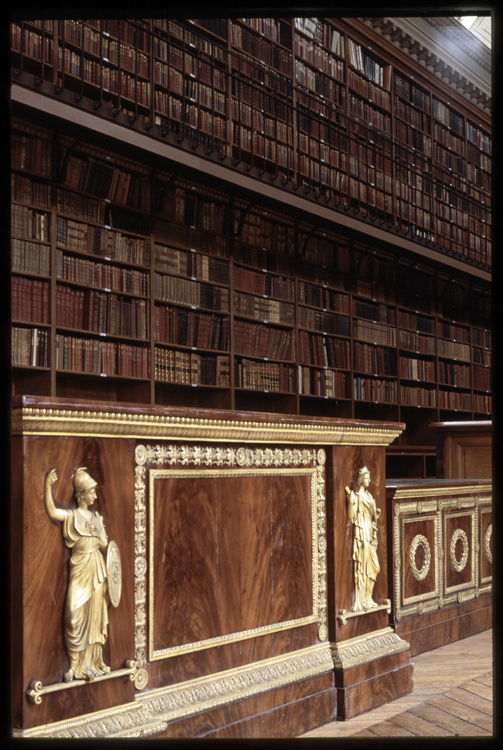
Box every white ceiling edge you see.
[385,16,491,102]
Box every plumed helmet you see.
[73,467,98,493]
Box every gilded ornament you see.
[44,467,120,682]
[450,528,469,573]
[484,524,492,564]
[409,534,431,581]
[345,467,381,612]
[106,540,122,608]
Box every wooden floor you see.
[299,629,493,738]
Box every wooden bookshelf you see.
[10,16,492,476]
[11,16,491,270]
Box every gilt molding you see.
[12,405,403,445]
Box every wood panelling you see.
[388,480,492,657]
[431,422,492,479]
[12,434,137,730]
[12,396,414,738]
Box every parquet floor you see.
[299,628,493,738]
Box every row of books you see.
[472,328,491,349]
[153,219,228,259]
[437,321,470,343]
[297,331,350,369]
[57,187,103,223]
[297,282,349,313]
[395,121,431,156]
[400,384,437,407]
[433,122,464,156]
[294,60,345,101]
[11,173,51,208]
[473,394,491,413]
[354,319,397,347]
[11,205,50,242]
[348,69,390,111]
[473,349,491,367]
[154,244,228,284]
[399,356,436,382]
[353,376,397,403]
[235,358,295,392]
[62,152,149,210]
[234,266,294,301]
[467,145,491,173]
[11,238,51,276]
[234,291,295,325]
[299,307,350,336]
[466,122,491,154]
[56,250,150,296]
[56,217,150,265]
[56,286,149,338]
[348,95,391,134]
[11,131,52,177]
[437,339,471,362]
[347,39,391,90]
[393,96,430,133]
[438,361,471,388]
[393,74,430,113]
[432,98,464,136]
[298,365,348,398]
[438,390,472,412]
[398,311,435,335]
[234,320,293,360]
[12,326,49,367]
[154,306,230,351]
[154,348,230,386]
[354,342,397,376]
[294,35,345,76]
[154,272,229,312]
[231,26,292,76]
[354,299,396,325]
[12,276,50,323]
[240,17,283,43]
[234,208,295,255]
[55,333,150,378]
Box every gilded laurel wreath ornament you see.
[484,524,492,564]
[409,534,431,582]
[450,528,469,573]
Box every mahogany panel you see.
[337,662,414,721]
[151,474,219,651]
[271,473,313,624]
[217,474,273,634]
[395,597,493,656]
[444,511,474,592]
[401,515,438,605]
[16,435,136,730]
[333,649,412,688]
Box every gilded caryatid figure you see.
[345,467,381,612]
[44,467,119,682]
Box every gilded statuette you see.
[44,467,122,682]
[345,467,381,612]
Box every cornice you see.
[362,17,491,114]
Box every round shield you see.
[106,540,122,608]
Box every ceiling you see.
[456,15,492,48]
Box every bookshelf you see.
[11,16,492,270]
[10,16,491,475]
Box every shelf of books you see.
[11,110,491,434]
[11,16,491,271]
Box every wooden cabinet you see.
[387,479,492,656]
[12,396,412,737]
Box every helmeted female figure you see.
[44,467,110,681]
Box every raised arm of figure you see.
[44,469,66,523]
